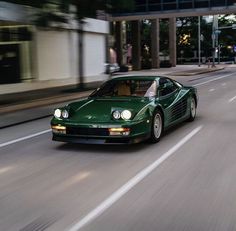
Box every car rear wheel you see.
[149,109,163,143]
[188,97,196,122]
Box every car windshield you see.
[90,79,157,98]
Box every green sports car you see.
[51,75,198,144]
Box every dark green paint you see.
[51,76,197,144]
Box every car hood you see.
[68,97,151,123]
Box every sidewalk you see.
[0,87,95,128]
[0,64,227,128]
[167,66,224,76]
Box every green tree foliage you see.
[160,19,169,53]
[176,15,236,63]
[3,0,134,23]
[2,0,41,7]
[218,15,236,59]
[3,0,69,27]
[141,20,151,69]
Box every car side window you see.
[158,78,178,97]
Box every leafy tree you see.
[160,19,169,55]
[176,17,200,62]
[176,15,236,63]
[141,20,151,69]
[218,14,236,61]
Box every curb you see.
[0,90,93,115]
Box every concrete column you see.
[151,19,160,69]
[115,21,123,65]
[131,20,141,70]
[169,17,176,67]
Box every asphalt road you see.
[1,67,236,231]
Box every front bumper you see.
[51,120,150,144]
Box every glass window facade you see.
[0,26,33,84]
[0,26,32,42]
[114,0,236,15]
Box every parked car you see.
[104,63,120,74]
[51,75,198,144]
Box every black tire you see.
[149,109,163,143]
[188,97,196,122]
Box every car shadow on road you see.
[55,141,149,155]
[163,116,202,136]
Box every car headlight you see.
[54,109,61,118]
[62,109,69,119]
[112,110,121,120]
[121,110,132,120]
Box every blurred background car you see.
[104,63,120,74]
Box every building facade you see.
[111,0,236,70]
[0,2,109,94]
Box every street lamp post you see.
[212,15,218,68]
[198,16,201,67]
[212,30,216,67]
[218,44,221,64]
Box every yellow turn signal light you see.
[52,125,66,134]
[109,128,130,132]
[52,125,66,130]
[108,127,130,136]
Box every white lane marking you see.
[209,88,215,92]
[193,73,235,87]
[229,96,236,103]
[0,166,14,174]
[68,125,203,231]
[0,129,51,148]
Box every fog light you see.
[109,128,130,136]
[52,125,66,134]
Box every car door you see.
[157,78,186,127]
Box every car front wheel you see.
[149,109,163,143]
[188,97,196,121]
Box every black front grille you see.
[66,127,109,136]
